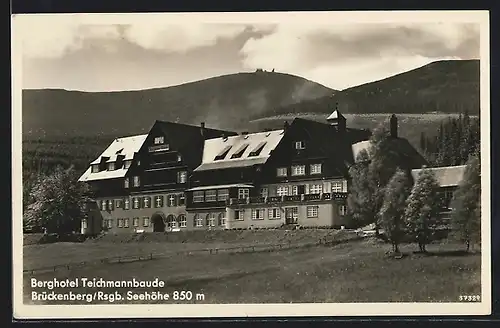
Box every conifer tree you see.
[404,168,441,252]
[451,152,481,251]
[379,169,412,253]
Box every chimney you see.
[390,114,398,138]
[200,122,205,136]
[283,121,289,131]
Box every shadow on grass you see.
[413,250,478,257]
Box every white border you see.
[12,10,491,319]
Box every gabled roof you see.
[194,129,284,172]
[79,134,148,182]
[327,109,345,121]
[351,137,428,169]
[411,165,467,187]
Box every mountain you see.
[250,60,480,120]
[22,71,335,138]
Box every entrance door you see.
[152,214,166,232]
[285,207,298,224]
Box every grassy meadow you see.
[23,234,481,304]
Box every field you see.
[23,232,481,304]
[250,113,471,151]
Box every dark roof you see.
[411,165,466,187]
[287,118,371,175]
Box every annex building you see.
[79,110,448,235]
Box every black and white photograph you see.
[12,11,491,318]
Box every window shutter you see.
[218,213,222,226]
[175,194,181,207]
[205,214,210,226]
[166,195,171,207]
[193,215,198,227]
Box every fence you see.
[23,234,366,275]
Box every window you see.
[339,205,348,216]
[177,154,182,162]
[194,214,203,227]
[276,167,287,177]
[153,196,162,208]
[115,199,123,209]
[124,178,130,188]
[133,218,139,227]
[218,213,226,226]
[168,194,177,207]
[124,218,130,228]
[205,190,217,202]
[251,209,265,220]
[307,206,319,218]
[277,186,289,196]
[133,198,140,209]
[81,219,88,229]
[332,180,344,192]
[310,163,322,174]
[231,144,249,159]
[249,142,267,157]
[143,217,150,227]
[291,185,298,195]
[268,208,281,220]
[108,162,115,171]
[214,145,232,161]
[179,193,186,206]
[107,219,113,228]
[260,188,268,198]
[154,136,164,144]
[107,200,114,211]
[143,197,151,208]
[101,200,107,211]
[117,219,124,228]
[91,165,99,173]
[124,160,132,169]
[310,184,323,194]
[193,191,204,203]
[295,141,306,149]
[208,213,216,227]
[217,189,229,201]
[235,210,244,221]
[179,215,187,228]
[177,171,187,184]
[238,188,250,199]
[291,165,306,176]
[133,176,140,187]
[124,198,130,210]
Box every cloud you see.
[239,23,480,89]
[21,20,248,58]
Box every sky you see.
[18,16,480,92]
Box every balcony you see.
[148,145,171,153]
[227,192,348,206]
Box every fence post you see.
[150,253,153,260]
[252,246,255,252]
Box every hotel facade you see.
[79,110,430,235]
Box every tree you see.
[347,150,375,228]
[404,168,441,252]
[451,152,481,251]
[347,119,404,233]
[24,165,93,234]
[379,169,412,253]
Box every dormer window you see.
[123,160,132,169]
[154,136,164,145]
[108,162,115,171]
[91,164,99,173]
[214,145,232,161]
[295,141,306,150]
[177,154,182,162]
[231,144,249,159]
[248,142,267,157]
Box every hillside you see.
[22,71,335,138]
[250,60,480,119]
